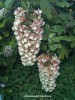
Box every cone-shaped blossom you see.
[12,7,45,66]
[37,54,60,92]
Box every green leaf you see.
[26,0,30,10]
[0,36,2,41]
[0,20,6,28]
[44,24,50,36]
[70,41,75,48]
[22,0,30,10]
[49,43,62,51]
[3,32,9,37]
[49,33,55,38]
[51,25,66,35]
[59,13,68,21]
[2,76,8,83]
[62,35,75,41]
[62,36,69,41]
[52,36,63,42]
[66,21,74,28]
[56,0,69,8]
[69,35,75,41]
[6,88,13,93]
[0,2,5,8]
[41,45,47,51]
[40,0,52,20]
[59,13,73,22]
[52,16,63,24]
[43,24,51,40]
[57,46,70,59]
[44,24,50,35]
[48,39,53,43]
[5,0,14,10]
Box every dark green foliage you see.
[0,0,75,100]
[5,0,14,10]
[39,0,75,59]
[1,54,75,100]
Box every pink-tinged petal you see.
[18,16,26,22]
[34,28,44,34]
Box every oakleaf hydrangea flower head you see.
[0,8,5,17]
[12,7,45,66]
[37,53,60,92]
[3,45,12,57]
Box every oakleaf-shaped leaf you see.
[3,32,9,37]
[51,25,66,35]
[40,0,52,20]
[49,33,55,38]
[44,24,51,36]
[6,88,13,93]
[49,43,62,51]
[69,35,75,41]
[0,36,2,41]
[62,35,75,41]
[52,36,63,42]
[56,0,69,8]
[57,46,70,59]
[70,41,75,48]
[5,0,14,10]
[0,20,6,28]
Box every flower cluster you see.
[37,54,60,92]
[3,45,12,57]
[0,8,4,17]
[12,7,45,66]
